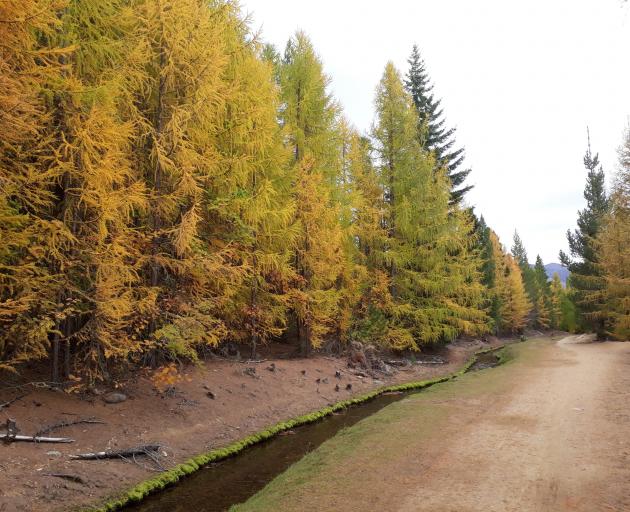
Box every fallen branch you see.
[0,393,27,411]
[36,417,105,437]
[43,473,87,484]
[69,444,161,461]
[0,434,74,443]
[385,360,410,367]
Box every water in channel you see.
[126,349,501,512]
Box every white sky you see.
[243,0,630,264]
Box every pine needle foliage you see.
[560,137,609,337]
[278,32,345,355]
[597,130,630,340]
[371,63,487,349]
[0,0,70,370]
[210,8,297,357]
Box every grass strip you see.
[88,344,507,512]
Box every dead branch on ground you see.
[36,417,105,437]
[0,393,28,411]
[43,473,87,484]
[69,444,161,461]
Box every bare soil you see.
[0,338,496,512]
[234,335,630,512]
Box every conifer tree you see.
[473,216,500,331]
[127,0,242,362]
[511,231,537,308]
[549,273,564,330]
[279,32,345,355]
[211,11,297,357]
[486,230,508,331]
[560,134,609,337]
[0,0,71,370]
[322,122,369,348]
[347,131,393,346]
[533,255,551,329]
[597,130,630,340]
[501,255,532,333]
[485,230,531,333]
[372,62,486,348]
[39,0,150,381]
[404,45,471,204]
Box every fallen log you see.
[0,434,74,443]
[69,444,161,460]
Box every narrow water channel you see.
[125,349,502,512]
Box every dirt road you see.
[234,337,630,512]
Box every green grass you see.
[230,340,546,512]
[87,343,513,512]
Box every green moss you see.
[88,343,506,512]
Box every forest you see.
[1,0,628,389]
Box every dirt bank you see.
[233,336,630,512]
[0,338,501,512]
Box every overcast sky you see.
[243,0,630,264]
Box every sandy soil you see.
[0,339,493,512]
[234,336,630,512]
[400,335,630,512]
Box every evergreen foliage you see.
[371,62,487,348]
[548,272,577,332]
[404,45,471,204]
[278,32,345,355]
[597,129,630,340]
[532,255,551,329]
[560,135,609,337]
[483,230,531,333]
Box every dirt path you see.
[234,337,630,512]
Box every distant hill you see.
[544,263,569,286]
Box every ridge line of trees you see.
[5,0,617,386]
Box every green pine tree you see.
[404,45,471,204]
[560,133,609,337]
[533,255,551,329]
[372,62,486,349]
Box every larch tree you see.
[279,32,345,355]
[511,231,537,316]
[42,0,148,382]
[485,230,531,333]
[500,255,532,333]
[475,216,500,332]
[486,229,508,332]
[348,130,394,347]
[549,273,564,330]
[533,255,551,329]
[128,0,240,362]
[372,62,486,349]
[560,135,609,338]
[0,0,72,370]
[404,45,471,204]
[332,121,368,348]
[597,130,630,340]
[210,9,297,358]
